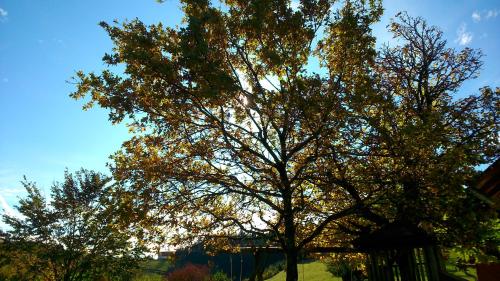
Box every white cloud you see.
[0,184,25,231]
[260,75,280,92]
[0,194,21,231]
[53,38,66,47]
[472,11,481,22]
[234,70,279,93]
[472,9,499,23]
[485,9,499,19]
[0,194,20,218]
[0,7,7,23]
[0,186,24,198]
[0,168,27,202]
[235,69,251,92]
[455,23,473,46]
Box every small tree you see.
[2,169,144,281]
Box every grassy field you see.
[139,259,172,272]
[264,259,477,281]
[444,264,477,281]
[443,250,478,281]
[133,259,171,281]
[133,273,164,281]
[132,252,478,281]
[265,261,342,281]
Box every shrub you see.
[133,273,163,281]
[262,261,285,280]
[166,263,210,281]
[210,271,231,281]
[326,260,364,281]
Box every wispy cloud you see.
[0,7,7,22]
[0,168,26,201]
[455,23,473,46]
[472,11,481,22]
[37,38,66,47]
[0,194,20,218]
[0,168,25,230]
[0,186,24,198]
[485,9,499,19]
[0,194,23,231]
[471,9,499,22]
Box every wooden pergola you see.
[353,223,447,281]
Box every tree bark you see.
[249,250,265,281]
[284,205,298,281]
[285,246,299,281]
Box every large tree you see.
[73,1,384,280]
[71,1,498,280]
[351,12,498,236]
[2,169,143,281]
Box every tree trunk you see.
[285,246,299,281]
[249,249,266,281]
[284,207,298,281]
[282,177,298,281]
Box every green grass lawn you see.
[133,273,164,281]
[265,261,342,281]
[132,250,479,281]
[444,264,477,281]
[265,257,478,281]
[443,249,478,281]
[133,259,172,281]
[139,259,172,272]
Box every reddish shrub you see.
[166,263,210,281]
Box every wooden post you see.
[423,246,440,281]
[240,251,243,281]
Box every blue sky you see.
[0,0,499,227]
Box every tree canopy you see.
[341,12,498,240]
[71,1,499,280]
[1,169,143,281]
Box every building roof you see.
[353,222,436,251]
[476,158,500,200]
